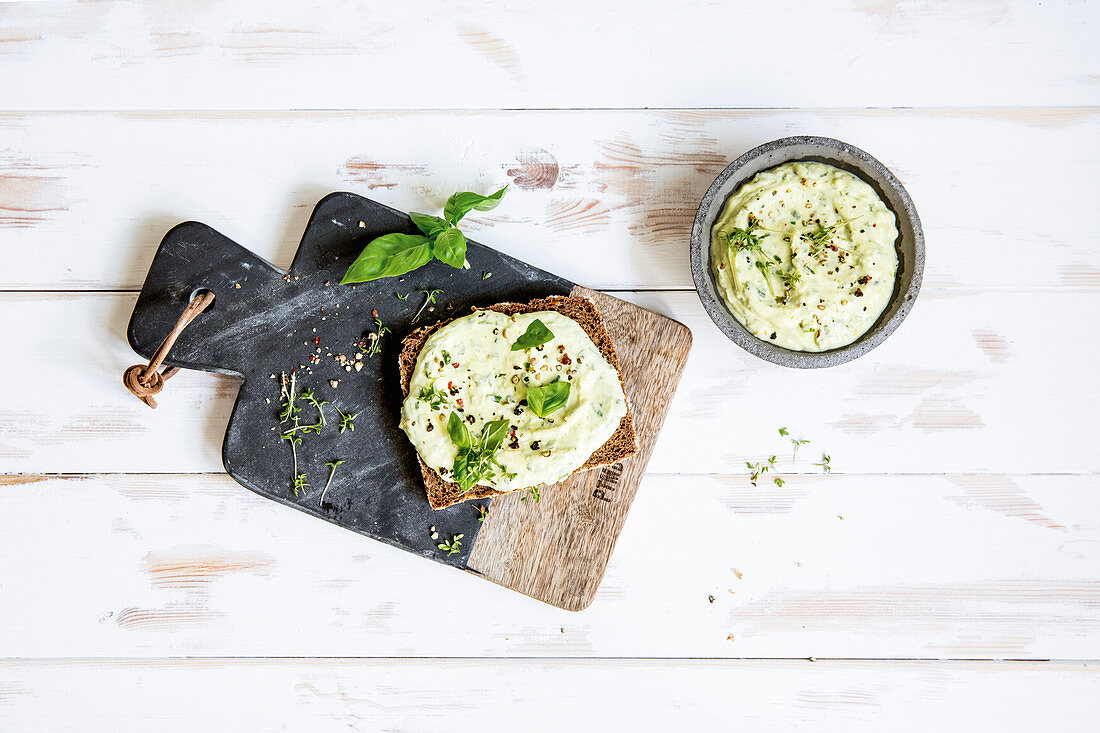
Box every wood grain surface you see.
[0,1,1095,109]
[468,287,691,609]
[0,659,1096,732]
[3,0,1098,728]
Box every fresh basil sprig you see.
[446,412,513,493]
[510,319,554,351]
[341,186,507,284]
[526,379,570,418]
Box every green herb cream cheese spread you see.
[400,309,627,492]
[711,161,898,351]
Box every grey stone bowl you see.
[689,136,924,368]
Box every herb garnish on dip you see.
[711,161,898,351]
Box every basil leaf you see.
[443,186,507,225]
[409,212,448,238]
[510,319,554,351]
[433,227,468,269]
[452,448,472,491]
[526,380,570,418]
[446,412,471,448]
[480,419,509,452]
[340,233,433,284]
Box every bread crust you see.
[398,295,637,509]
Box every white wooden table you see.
[1,1,1098,729]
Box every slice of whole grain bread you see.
[398,295,637,509]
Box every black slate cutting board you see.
[127,192,692,608]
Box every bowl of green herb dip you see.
[690,136,924,368]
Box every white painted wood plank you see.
[1,1,1097,110]
[2,109,1098,291]
[1,659,1097,732]
[1,473,1096,658]
[0,290,1095,475]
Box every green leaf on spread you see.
[509,319,554,351]
[446,414,512,494]
[526,379,570,418]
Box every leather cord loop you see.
[123,290,215,408]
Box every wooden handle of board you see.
[466,286,692,610]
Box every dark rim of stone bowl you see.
[689,135,925,368]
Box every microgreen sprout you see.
[281,432,303,490]
[320,459,344,506]
[802,217,859,257]
[814,454,832,474]
[335,405,357,433]
[360,317,391,357]
[746,459,769,487]
[278,371,300,424]
[779,427,811,460]
[299,388,329,426]
[520,486,541,504]
[475,505,490,521]
[724,213,768,255]
[438,534,463,556]
[416,383,447,411]
[412,288,444,323]
[282,394,325,437]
